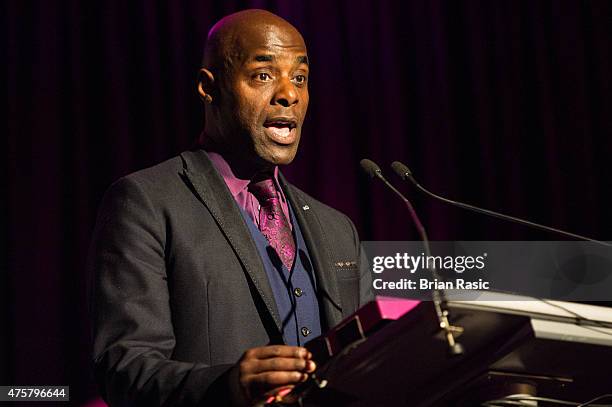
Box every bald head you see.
[203,9,306,76]
[197,10,310,176]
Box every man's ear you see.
[197,68,215,104]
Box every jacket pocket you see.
[333,261,360,280]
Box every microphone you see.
[390,161,611,247]
[360,159,464,355]
[360,159,430,244]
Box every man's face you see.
[214,24,309,171]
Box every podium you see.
[294,293,612,406]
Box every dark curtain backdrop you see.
[5,0,612,404]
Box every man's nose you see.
[272,77,298,107]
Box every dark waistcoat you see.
[240,205,322,346]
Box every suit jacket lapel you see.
[279,174,344,330]
[179,150,283,334]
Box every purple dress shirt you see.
[206,151,292,230]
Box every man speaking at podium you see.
[90,9,371,406]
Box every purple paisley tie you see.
[249,178,296,271]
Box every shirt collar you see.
[206,151,285,200]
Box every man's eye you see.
[256,73,272,81]
[293,75,307,84]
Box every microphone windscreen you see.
[391,161,412,180]
[360,159,382,178]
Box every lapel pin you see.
[302,205,310,211]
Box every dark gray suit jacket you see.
[90,150,371,406]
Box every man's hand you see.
[235,345,316,404]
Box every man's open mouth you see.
[263,118,298,144]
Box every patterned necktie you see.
[248,178,296,271]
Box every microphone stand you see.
[361,159,464,356]
[391,161,611,247]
